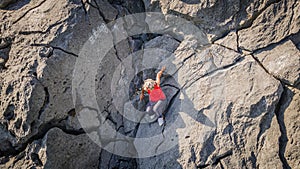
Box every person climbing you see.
[140,66,167,126]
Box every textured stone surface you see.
[43,128,100,168]
[214,31,238,51]
[142,0,300,44]
[254,40,300,86]
[281,87,300,169]
[1,128,100,169]
[0,0,299,168]
[0,0,86,143]
[178,55,282,168]
[239,0,300,51]
[0,0,103,167]
[143,0,239,41]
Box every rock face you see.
[238,0,300,51]
[1,127,100,168]
[0,0,299,169]
[254,40,300,86]
[283,88,300,169]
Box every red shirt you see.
[148,84,166,102]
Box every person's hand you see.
[140,94,144,100]
[157,66,166,77]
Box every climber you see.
[140,66,167,126]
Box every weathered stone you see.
[2,128,100,169]
[42,128,100,168]
[0,121,17,156]
[94,0,118,21]
[160,42,242,88]
[239,0,300,51]
[254,40,300,86]
[0,0,106,167]
[1,0,300,168]
[143,0,239,41]
[283,88,300,169]
[290,32,300,50]
[256,111,282,169]
[38,46,53,58]
[137,144,182,169]
[214,31,238,52]
[144,35,180,52]
[172,55,282,168]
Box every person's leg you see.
[153,100,167,126]
[153,99,167,117]
[146,101,155,115]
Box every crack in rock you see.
[249,54,297,88]
[19,19,67,35]
[12,0,47,24]
[30,43,78,57]
[38,87,49,119]
[197,150,233,168]
[274,86,293,169]
[0,117,85,158]
[237,0,282,31]
[182,56,245,89]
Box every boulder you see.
[214,31,238,52]
[178,52,282,167]
[239,0,300,51]
[281,87,300,169]
[254,40,300,86]
[2,128,100,169]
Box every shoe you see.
[158,117,164,126]
[150,114,156,119]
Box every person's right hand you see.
[157,66,166,77]
[140,94,144,100]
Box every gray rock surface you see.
[143,0,239,41]
[272,86,300,169]
[158,52,282,168]
[284,88,300,169]
[2,128,100,169]
[214,31,238,52]
[239,0,300,51]
[0,0,299,168]
[254,40,300,86]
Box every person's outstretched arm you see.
[156,66,166,86]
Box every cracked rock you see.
[214,31,238,52]
[1,0,300,168]
[143,0,240,41]
[1,128,100,169]
[171,55,282,168]
[281,87,300,169]
[239,0,300,51]
[254,40,300,86]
